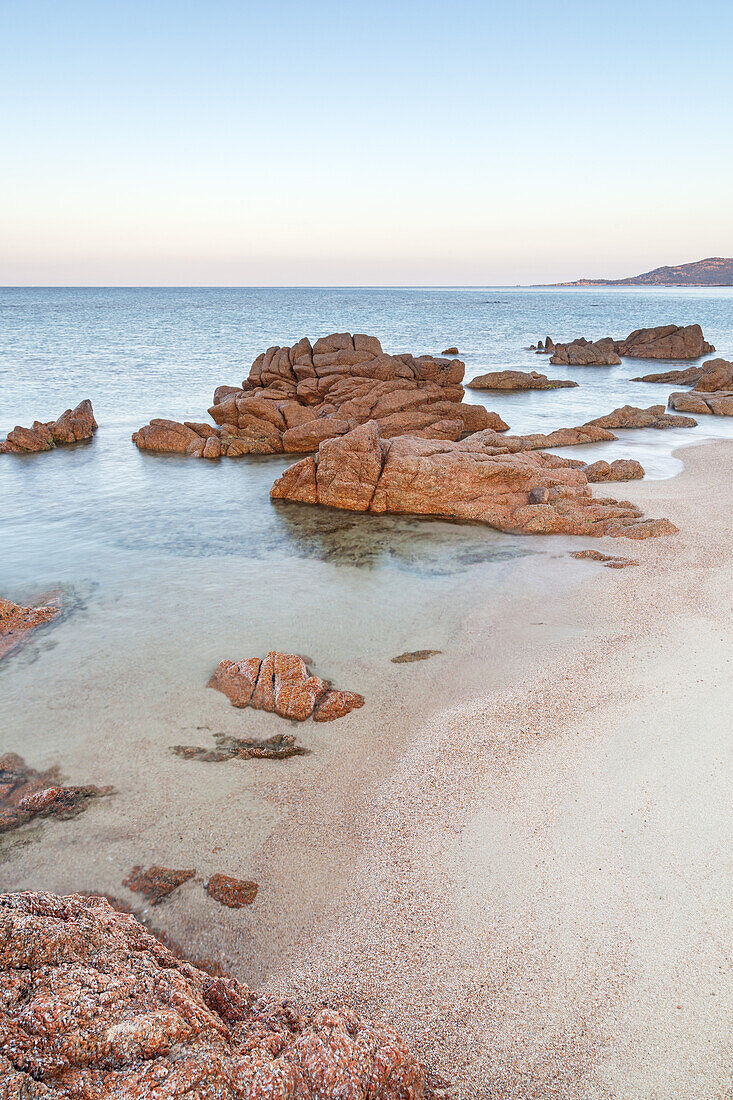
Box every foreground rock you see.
[209,653,364,721]
[0,596,60,662]
[467,369,577,390]
[614,324,714,359]
[549,338,621,366]
[585,404,697,430]
[0,753,112,835]
[133,333,506,458]
[0,891,438,1097]
[1,399,97,454]
[271,422,676,539]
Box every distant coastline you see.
[534,256,733,288]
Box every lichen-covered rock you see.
[614,324,714,360]
[467,370,577,390]
[1,400,97,454]
[0,891,435,1097]
[585,404,696,430]
[133,333,506,458]
[0,597,60,662]
[549,338,621,366]
[209,654,364,722]
[271,421,676,540]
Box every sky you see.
[1,0,732,285]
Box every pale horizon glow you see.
[2,0,732,286]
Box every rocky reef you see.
[0,891,441,1097]
[133,333,506,458]
[467,369,577,390]
[271,421,676,539]
[0,399,97,454]
[0,597,60,662]
[209,653,364,722]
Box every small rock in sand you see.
[391,650,443,663]
[206,873,258,907]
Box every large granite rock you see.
[0,891,438,1097]
[686,358,733,392]
[271,422,675,540]
[0,597,60,662]
[133,333,506,458]
[549,338,621,366]
[209,653,364,722]
[1,400,97,454]
[631,365,708,384]
[669,391,733,416]
[614,324,714,360]
[585,404,697,430]
[467,370,577,391]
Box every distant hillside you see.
[547,257,733,287]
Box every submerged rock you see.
[206,873,258,908]
[392,650,443,663]
[467,370,577,390]
[173,731,309,762]
[0,596,60,662]
[571,550,639,568]
[585,404,697,430]
[0,399,97,454]
[133,332,506,458]
[271,421,676,540]
[614,324,714,359]
[123,865,196,905]
[208,654,364,722]
[0,753,112,835]
[0,891,436,1097]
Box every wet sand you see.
[1,441,731,1098]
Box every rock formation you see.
[0,597,60,662]
[0,891,438,1097]
[467,370,577,391]
[585,404,696,430]
[206,873,258,907]
[570,550,639,568]
[173,732,309,762]
[466,424,617,453]
[0,753,112,835]
[133,333,506,458]
[631,365,708,385]
[0,399,97,454]
[441,346,459,356]
[687,358,733,392]
[666,358,733,415]
[209,653,364,722]
[614,324,714,360]
[271,422,676,540]
[123,866,196,905]
[582,459,644,482]
[549,338,621,366]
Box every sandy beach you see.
[3,437,730,1097]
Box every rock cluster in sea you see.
[271,421,676,539]
[532,324,715,364]
[132,332,506,458]
[0,890,440,1097]
[667,357,733,416]
[209,652,364,722]
[0,399,97,453]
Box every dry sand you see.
[2,440,730,1098]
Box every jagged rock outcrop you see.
[631,365,708,385]
[0,597,60,662]
[669,390,733,416]
[271,422,675,540]
[585,404,697,430]
[614,324,714,359]
[467,370,577,391]
[133,333,506,458]
[0,400,97,454]
[466,424,617,453]
[684,358,733,392]
[0,753,112,835]
[209,653,364,722]
[549,338,621,366]
[0,891,437,1097]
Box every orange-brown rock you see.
[669,390,733,416]
[123,866,196,904]
[441,345,459,355]
[467,424,617,453]
[631,365,708,384]
[585,404,696,430]
[0,596,60,662]
[270,421,676,540]
[685,357,733,392]
[0,891,436,1097]
[0,399,97,454]
[467,369,577,390]
[133,333,506,458]
[206,873,258,907]
[549,338,621,366]
[209,653,363,722]
[0,753,112,835]
[614,324,714,359]
[582,459,644,482]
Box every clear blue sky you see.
[2,0,732,284]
